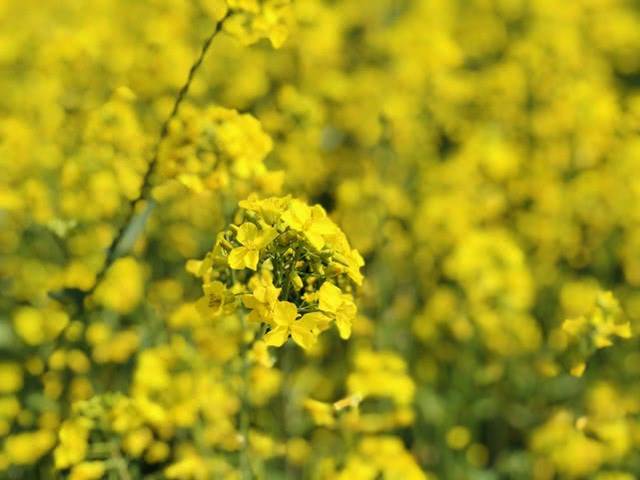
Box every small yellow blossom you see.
[197,281,237,318]
[263,301,319,349]
[249,340,275,367]
[318,281,357,339]
[562,291,633,376]
[0,363,23,393]
[281,199,336,250]
[4,430,55,465]
[69,461,106,480]
[94,256,145,314]
[123,427,154,457]
[304,399,336,427]
[54,419,91,469]
[228,223,277,270]
[242,273,281,323]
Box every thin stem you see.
[239,312,252,480]
[84,13,230,298]
[108,445,132,480]
[282,341,295,479]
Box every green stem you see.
[282,341,295,479]
[81,12,231,299]
[239,311,252,479]
[108,445,132,480]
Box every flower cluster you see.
[191,195,363,350]
[222,0,293,48]
[562,291,632,377]
[155,105,283,200]
[4,0,640,478]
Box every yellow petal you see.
[570,362,586,377]
[614,322,632,339]
[304,399,335,427]
[263,326,289,347]
[291,325,316,350]
[236,223,259,245]
[335,315,352,340]
[282,200,310,230]
[242,294,260,310]
[272,301,298,326]
[302,312,331,332]
[318,282,343,313]
[228,247,248,270]
[305,231,325,250]
[255,225,278,249]
[245,249,260,270]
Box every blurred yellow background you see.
[2,1,640,479]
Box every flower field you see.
[2,1,640,478]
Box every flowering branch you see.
[50,13,230,308]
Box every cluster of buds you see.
[155,105,283,199]
[562,291,632,376]
[189,196,364,350]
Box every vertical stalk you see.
[282,340,294,479]
[239,311,252,480]
[80,12,230,300]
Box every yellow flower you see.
[12,307,69,346]
[92,330,140,364]
[252,1,292,48]
[0,363,23,393]
[223,0,293,49]
[228,0,260,14]
[69,461,106,480]
[242,273,281,323]
[0,396,20,420]
[343,248,365,286]
[4,430,55,466]
[562,291,633,376]
[12,307,45,345]
[348,351,415,407]
[145,441,170,464]
[228,222,277,270]
[304,399,336,427]
[123,427,153,457]
[249,430,282,458]
[286,437,311,465]
[67,350,91,374]
[238,195,290,225]
[202,0,228,21]
[350,436,428,480]
[197,281,237,318]
[165,454,208,480]
[54,419,91,469]
[281,199,336,250]
[250,340,275,367]
[531,410,605,477]
[318,282,357,339]
[263,301,319,349]
[94,257,144,314]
